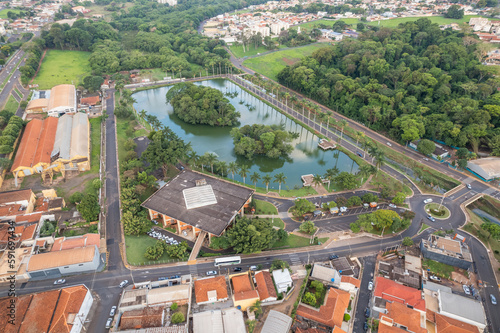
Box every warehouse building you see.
[47,84,77,117]
[467,157,500,181]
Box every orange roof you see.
[434,312,480,333]
[379,302,426,333]
[0,189,34,204]
[120,307,163,330]
[12,117,58,172]
[16,213,42,223]
[332,327,347,333]
[378,321,408,333]
[194,276,228,303]
[34,197,49,212]
[19,224,37,242]
[232,274,259,301]
[0,285,89,333]
[374,277,425,311]
[26,98,49,111]
[341,275,361,288]
[27,246,96,271]
[80,96,100,105]
[47,84,76,111]
[51,234,100,252]
[255,271,277,301]
[0,204,23,217]
[296,287,350,328]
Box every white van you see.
[423,199,433,204]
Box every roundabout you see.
[425,202,451,220]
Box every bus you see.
[214,256,241,267]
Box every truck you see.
[369,202,378,208]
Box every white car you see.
[109,306,117,316]
[466,184,472,189]
[339,206,348,213]
[429,275,441,282]
[388,203,397,208]
[423,198,433,204]
[368,281,373,291]
[206,270,217,276]
[119,280,129,288]
[54,279,66,285]
[105,318,113,329]
[463,285,471,295]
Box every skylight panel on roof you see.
[183,185,217,209]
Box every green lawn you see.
[0,9,21,19]
[229,44,287,58]
[254,199,278,214]
[89,117,102,174]
[298,18,360,30]
[419,223,430,233]
[422,259,455,279]
[33,50,91,89]
[464,207,500,262]
[3,95,19,113]
[367,15,484,28]
[271,234,328,249]
[125,234,179,266]
[425,203,451,219]
[253,217,285,229]
[243,43,330,80]
[369,171,412,197]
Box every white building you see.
[272,269,293,293]
[271,21,289,35]
[468,157,500,181]
[158,0,177,5]
[47,84,77,117]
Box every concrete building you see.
[11,117,58,179]
[437,290,486,329]
[193,308,246,333]
[142,170,253,241]
[0,189,37,216]
[26,245,101,279]
[0,284,93,333]
[158,0,177,5]
[420,235,473,270]
[47,84,77,117]
[270,21,289,35]
[272,268,293,293]
[467,157,500,181]
[261,310,293,333]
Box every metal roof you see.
[261,310,292,333]
[183,185,217,209]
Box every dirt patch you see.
[282,57,299,66]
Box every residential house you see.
[272,268,293,293]
[231,272,260,310]
[254,270,278,302]
[194,276,228,305]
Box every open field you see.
[0,9,22,19]
[33,50,91,90]
[243,43,330,80]
[229,44,287,58]
[125,235,178,266]
[3,95,19,113]
[366,15,484,28]
[297,18,359,30]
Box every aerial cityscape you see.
[1,0,500,332]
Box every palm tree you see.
[356,131,363,146]
[228,162,238,181]
[217,160,227,177]
[198,154,208,172]
[357,164,375,184]
[187,150,199,168]
[139,109,147,119]
[368,145,379,163]
[312,174,323,188]
[250,172,260,189]
[324,167,339,190]
[374,151,386,171]
[284,92,290,108]
[239,164,249,184]
[340,119,348,140]
[204,152,218,174]
[262,174,272,192]
[274,172,287,194]
[318,113,327,135]
[290,94,298,111]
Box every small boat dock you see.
[318,139,336,150]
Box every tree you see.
[455,148,470,160]
[392,192,406,205]
[334,171,358,190]
[69,191,83,204]
[144,240,164,260]
[204,152,218,174]
[373,209,401,231]
[277,228,288,241]
[457,158,468,170]
[324,167,339,190]
[274,172,287,194]
[303,292,317,306]
[445,5,464,19]
[347,196,362,207]
[250,172,260,189]
[417,139,435,156]
[481,222,500,239]
[262,174,272,192]
[226,217,278,254]
[299,220,316,234]
[239,164,249,184]
[165,241,190,259]
[77,194,100,222]
[292,198,315,218]
[171,303,178,311]
[228,162,239,181]
[402,237,414,246]
[362,192,378,203]
[312,174,323,187]
[171,312,185,324]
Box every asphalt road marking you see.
[289,253,301,266]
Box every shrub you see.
[170,303,178,311]
[344,313,351,321]
[347,196,361,207]
[350,223,360,233]
[336,196,347,207]
[303,292,316,306]
[69,191,83,204]
[171,312,185,324]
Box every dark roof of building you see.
[142,170,254,236]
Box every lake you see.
[133,79,358,189]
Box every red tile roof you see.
[12,117,58,171]
[120,307,164,330]
[378,321,408,333]
[374,277,425,311]
[0,189,34,205]
[232,274,259,301]
[19,224,37,242]
[16,213,42,223]
[80,96,100,106]
[49,285,89,333]
[194,276,228,303]
[51,234,100,252]
[341,275,361,288]
[255,271,277,301]
[0,204,24,217]
[296,287,350,328]
[379,301,426,333]
[433,311,480,333]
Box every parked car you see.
[368,281,373,291]
[364,307,370,318]
[233,267,242,272]
[119,280,129,288]
[105,318,113,329]
[369,202,377,208]
[329,254,339,260]
[329,207,339,214]
[54,279,66,285]
[423,198,433,204]
[467,184,472,189]
[339,206,348,213]
[109,306,117,317]
[313,210,324,217]
[206,270,217,276]
[429,275,441,282]
[170,275,180,279]
[388,203,397,208]
[158,277,168,281]
[363,321,369,331]
[490,294,497,305]
[363,203,369,208]
[463,285,471,295]
[356,151,363,157]
[249,265,259,271]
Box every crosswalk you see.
[189,265,198,277]
[288,253,302,266]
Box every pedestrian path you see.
[288,253,302,266]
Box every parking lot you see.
[306,203,392,223]
[147,228,181,246]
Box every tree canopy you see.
[166,82,240,126]
[225,217,278,254]
[230,124,298,159]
